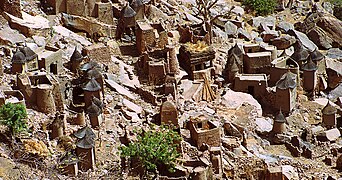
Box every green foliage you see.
[329,0,342,6]
[0,103,28,135]
[119,125,181,173]
[243,0,277,16]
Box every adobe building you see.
[275,71,297,114]
[59,153,79,176]
[37,49,63,75]
[95,2,114,24]
[82,78,102,109]
[322,101,337,129]
[11,46,38,74]
[17,71,64,113]
[243,51,272,74]
[74,126,96,171]
[178,43,215,80]
[234,74,267,98]
[302,59,317,92]
[188,114,220,148]
[45,0,114,24]
[84,43,111,64]
[136,20,156,54]
[160,100,178,128]
[272,109,286,134]
[76,134,96,171]
[87,102,103,128]
[116,4,136,40]
[138,49,168,85]
[0,90,25,106]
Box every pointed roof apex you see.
[71,47,83,62]
[275,109,286,123]
[76,135,95,149]
[74,126,96,139]
[123,4,136,18]
[228,43,244,57]
[80,61,100,71]
[87,68,102,79]
[302,58,317,71]
[229,54,239,72]
[87,102,102,116]
[20,46,38,61]
[310,49,324,61]
[12,51,26,64]
[132,0,144,8]
[83,78,101,91]
[276,71,297,89]
[322,101,337,115]
[291,40,309,61]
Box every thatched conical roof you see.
[322,101,337,115]
[83,78,101,91]
[276,71,297,90]
[74,126,96,139]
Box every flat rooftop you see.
[236,74,267,81]
[246,51,272,58]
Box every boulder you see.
[255,117,273,134]
[52,26,92,46]
[288,29,318,52]
[317,128,341,142]
[4,12,50,37]
[61,13,116,39]
[221,90,263,116]
[224,21,238,37]
[276,21,294,33]
[337,155,342,171]
[0,26,25,45]
[261,30,279,42]
[105,79,136,100]
[333,4,342,20]
[298,13,342,49]
[251,16,276,31]
[237,28,252,41]
[270,35,296,50]
[0,157,21,179]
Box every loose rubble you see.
[0,0,341,179]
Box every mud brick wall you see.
[84,43,111,63]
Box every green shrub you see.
[0,103,28,135]
[120,125,181,174]
[328,0,342,20]
[243,0,277,16]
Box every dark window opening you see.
[50,63,57,74]
[248,86,255,97]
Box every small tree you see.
[0,103,28,136]
[120,125,181,175]
[194,0,233,45]
[243,0,276,16]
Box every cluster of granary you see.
[2,0,341,178]
[5,43,106,175]
[10,44,105,128]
